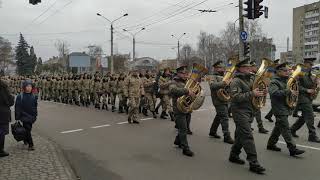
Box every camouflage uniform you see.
[101,77,109,110]
[143,74,157,118]
[117,74,127,113]
[93,77,102,109]
[159,75,172,119]
[125,73,144,123]
[109,75,118,112]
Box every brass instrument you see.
[177,64,208,113]
[252,58,274,109]
[311,68,320,100]
[286,64,305,108]
[216,56,240,102]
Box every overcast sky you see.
[0,0,317,61]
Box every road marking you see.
[60,129,83,134]
[279,141,320,151]
[140,118,154,121]
[117,121,128,125]
[195,109,208,112]
[91,124,111,129]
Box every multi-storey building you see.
[293,2,320,63]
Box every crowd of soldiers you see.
[0,69,176,124]
[1,56,320,175]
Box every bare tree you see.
[55,40,70,57]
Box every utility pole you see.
[123,28,145,61]
[97,12,128,74]
[172,33,186,68]
[111,24,114,73]
[133,37,136,61]
[239,0,245,61]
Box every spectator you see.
[0,77,15,157]
[15,80,38,151]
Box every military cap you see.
[213,61,224,68]
[176,64,188,73]
[275,62,288,70]
[236,58,251,67]
[274,59,280,64]
[250,61,257,66]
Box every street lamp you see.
[171,33,186,67]
[97,12,128,73]
[123,27,146,61]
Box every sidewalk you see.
[0,132,76,180]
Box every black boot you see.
[187,129,193,135]
[152,111,157,119]
[224,135,234,144]
[289,148,305,156]
[229,156,245,165]
[249,163,266,174]
[142,108,148,116]
[112,106,115,112]
[169,112,175,122]
[265,117,274,122]
[182,149,194,157]
[259,127,269,134]
[318,122,320,128]
[209,133,221,139]
[0,151,9,157]
[160,111,168,119]
[119,106,124,113]
[102,104,106,110]
[308,136,320,143]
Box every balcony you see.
[304,41,319,45]
[305,13,320,19]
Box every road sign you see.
[240,31,248,41]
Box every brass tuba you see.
[286,64,305,108]
[311,68,320,100]
[216,56,240,102]
[177,63,208,113]
[252,58,275,109]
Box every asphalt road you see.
[34,84,320,180]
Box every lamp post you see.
[171,33,186,67]
[123,27,145,61]
[97,12,128,73]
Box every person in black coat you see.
[15,80,38,151]
[0,78,15,157]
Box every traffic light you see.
[254,0,264,19]
[244,0,254,19]
[29,0,41,5]
[244,42,250,57]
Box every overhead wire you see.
[37,0,73,25]
[119,0,200,30]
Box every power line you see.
[120,0,200,30]
[24,0,59,29]
[117,0,190,29]
[37,1,73,25]
[127,0,209,31]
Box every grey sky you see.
[0,0,316,61]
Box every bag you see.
[11,121,27,142]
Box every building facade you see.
[129,57,159,71]
[293,2,320,63]
[280,51,293,63]
[68,52,91,73]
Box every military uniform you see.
[209,71,233,144]
[143,74,157,118]
[117,75,127,113]
[169,66,194,157]
[109,75,118,112]
[159,75,173,119]
[125,73,144,123]
[101,77,109,110]
[291,68,320,142]
[228,59,265,174]
[267,72,305,156]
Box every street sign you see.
[240,31,248,42]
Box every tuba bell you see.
[216,55,240,102]
[252,58,275,109]
[286,64,305,108]
[177,63,208,113]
